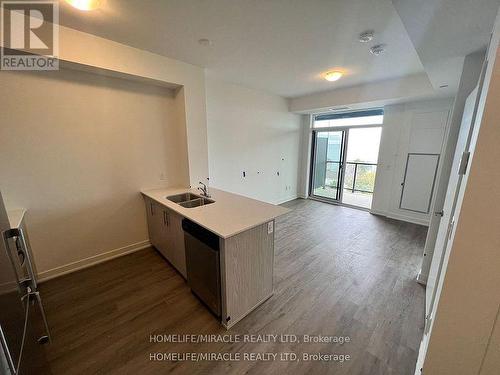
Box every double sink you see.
[167,192,214,208]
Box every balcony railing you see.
[343,161,377,194]
[321,161,377,194]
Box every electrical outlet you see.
[267,221,274,234]
[159,172,167,181]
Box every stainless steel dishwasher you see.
[182,219,221,317]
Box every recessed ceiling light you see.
[359,30,375,43]
[198,38,213,46]
[65,0,101,11]
[370,44,386,56]
[324,70,343,82]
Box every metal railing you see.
[343,161,377,194]
[320,160,377,194]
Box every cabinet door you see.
[145,202,186,278]
[158,207,174,264]
[145,198,161,249]
[169,210,186,278]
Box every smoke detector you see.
[370,44,386,56]
[359,30,375,43]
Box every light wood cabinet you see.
[144,197,186,278]
[220,221,274,328]
[167,210,186,277]
[145,198,162,250]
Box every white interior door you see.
[425,87,479,315]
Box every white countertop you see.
[141,187,290,238]
[7,208,26,229]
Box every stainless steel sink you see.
[179,197,214,208]
[167,193,200,203]
[166,192,214,208]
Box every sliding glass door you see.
[310,126,382,208]
[310,110,384,209]
[310,130,346,201]
[342,127,382,208]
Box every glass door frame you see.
[309,129,348,203]
[309,124,382,207]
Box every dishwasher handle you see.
[182,219,220,251]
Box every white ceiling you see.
[59,0,426,98]
[58,0,499,99]
[392,0,500,93]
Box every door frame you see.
[309,128,347,203]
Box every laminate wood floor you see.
[40,199,427,375]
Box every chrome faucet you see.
[197,180,210,198]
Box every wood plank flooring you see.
[40,199,427,375]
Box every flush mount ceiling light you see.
[359,30,375,43]
[65,0,101,11]
[324,70,343,82]
[370,44,387,56]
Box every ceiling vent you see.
[359,30,375,43]
[370,44,386,56]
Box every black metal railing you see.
[320,161,377,193]
[343,161,377,194]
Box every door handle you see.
[2,229,26,290]
[435,210,444,217]
[16,228,37,290]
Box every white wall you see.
[371,98,453,225]
[0,21,210,187]
[0,22,209,280]
[297,115,313,198]
[206,77,302,204]
[0,69,189,279]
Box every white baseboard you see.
[274,195,298,205]
[370,209,429,226]
[37,240,151,283]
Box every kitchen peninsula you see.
[141,187,289,328]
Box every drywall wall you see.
[0,68,189,278]
[206,77,302,204]
[421,21,500,374]
[297,115,313,198]
[371,98,452,225]
[0,19,209,187]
